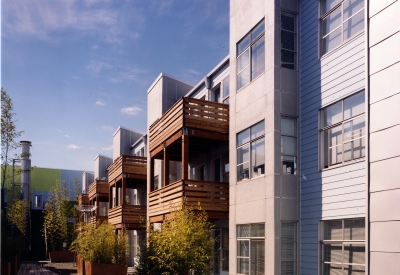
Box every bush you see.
[71,222,129,265]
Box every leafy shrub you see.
[71,222,129,265]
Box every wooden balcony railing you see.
[148,179,229,219]
[78,194,89,206]
[108,205,147,226]
[88,180,109,200]
[88,215,108,225]
[108,155,147,183]
[149,97,229,153]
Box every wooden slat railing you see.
[108,155,147,183]
[108,205,147,226]
[149,97,229,152]
[88,180,109,200]
[78,194,89,206]
[148,179,229,218]
[88,215,108,225]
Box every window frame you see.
[281,116,298,175]
[320,218,366,275]
[319,91,365,170]
[281,12,298,70]
[236,19,265,91]
[237,223,265,275]
[236,121,265,182]
[319,0,365,57]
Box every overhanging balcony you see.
[88,215,108,225]
[149,97,229,158]
[108,155,147,184]
[148,179,229,223]
[108,205,147,229]
[78,194,89,206]
[88,180,109,201]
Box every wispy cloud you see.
[86,60,111,75]
[66,144,81,150]
[95,100,105,106]
[121,106,142,116]
[101,145,113,151]
[64,134,72,138]
[109,67,147,83]
[100,125,115,132]
[2,0,125,43]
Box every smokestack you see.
[20,141,31,202]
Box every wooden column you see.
[109,185,112,209]
[150,157,154,191]
[122,176,126,206]
[182,134,189,181]
[163,148,169,187]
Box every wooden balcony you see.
[149,97,229,157]
[88,180,109,201]
[108,155,147,183]
[108,205,147,229]
[148,179,229,222]
[88,215,108,225]
[78,194,89,206]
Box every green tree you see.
[7,199,29,235]
[1,88,24,188]
[43,179,74,251]
[147,201,214,275]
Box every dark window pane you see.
[251,20,265,42]
[250,240,265,275]
[237,129,250,146]
[281,13,296,32]
[237,224,251,237]
[238,240,250,257]
[344,219,365,240]
[250,223,265,237]
[324,220,342,240]
[251,36,265,79]
[281,30,296,51]
[251,121,265,140]
[238,34,251,55]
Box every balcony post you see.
[122,174,126,206]
[150,157,154,191]
[182,134,189,181]
[163,148,169,187]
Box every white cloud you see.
[66,144,81,150]
[86,60,111,75]
[121,106,142,116]
[109,67,147,83]
[101,145,113,151]
[100,125,115,132]
[64,134,72,138]
[95,100,105,106]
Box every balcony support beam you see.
[163,148,169,187]
[182,134,189,181]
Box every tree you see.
[1,88,24,188]
[146,201,214,275]
[7,199,29,235]
[43,179,74,251]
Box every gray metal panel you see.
[299,0,366,273]
[82,172,94,194]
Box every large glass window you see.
[222,75,230,104]
[320,0,365,55]
[281,12,297,69]
[321,219,365,275]
[320,91,365,169]
[237,20,265,90]
[237,121,265,181]
[281,223,297,275]
[281,117,297,175]
[237,224,265,275]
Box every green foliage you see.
[71,222,129,265]
[134,241,165,275]
[43,179,75,251]
[1,88,24,188]
[147,201,214,275]
[7,199,28,235]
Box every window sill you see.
[236,71,265,93]
[320,158,365,172]
[236,174,265,184]
[319,30,365,60]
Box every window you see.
[320,0,365,55]
[281,223,297,275]
[320,91,365,169]
[35,195,42,208]
[153,175,159,190]
[213,86,221,103]
[222,75,230,104]
[237,20,265,90]
[237,121,265,181]
[321,219,365,275]
[281,12,297,69]
[281,117,297,175]
[222,228,229,271]
[222,152,229,183]
[237,223,265,275]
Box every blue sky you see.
[1,0,229,171]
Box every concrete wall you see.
[230,0,299,274]
[368,0,400,273]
